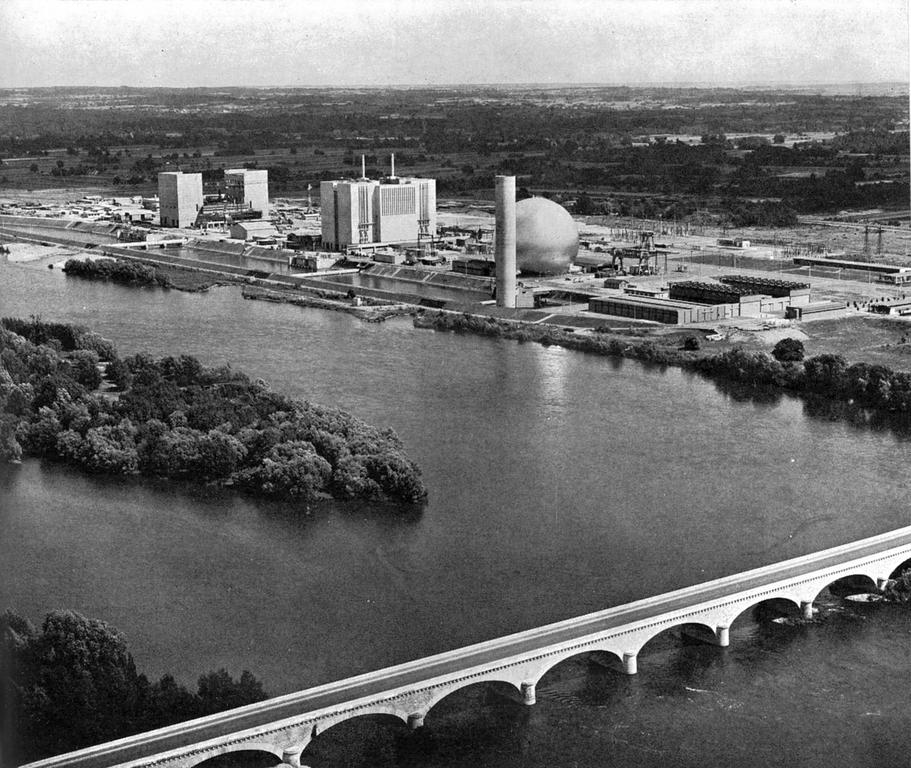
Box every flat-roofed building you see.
[158,172,203,228]
[320,160,436,250]
[225,169,270,217]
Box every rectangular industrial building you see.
[785,301,847,320]
[589,290,810,325]
[669,280,754,305]
[868,299,911,316]
[225,169,270,217]
[717,275,811,298]
[588,296,719,324]
[793,256,910,275]
[321,175,436,250]
[230,220,278,242]
[158,172,203,228]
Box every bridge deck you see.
[24,525,911,768]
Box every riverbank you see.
[414,309,911,419]
[241,285,415,322]
[61,256,238,292]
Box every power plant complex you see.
[6,154,838,329]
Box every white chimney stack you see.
[495,175,517,308]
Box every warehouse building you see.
[785,301,847,320]
[229,220,278,242]
[588,296,733,324]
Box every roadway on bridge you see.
[31,527,911,768]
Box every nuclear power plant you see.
[137,157,817,329]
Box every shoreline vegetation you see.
[413,311,911,420]
[60,256,414,321]
[62,257,228,292]
[0,317,427,504]
[0,609,268,764]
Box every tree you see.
[772,337,805,363]
[16,610,147,759]
[574,192,597,215]
[195,669,267,715]
[803,353,847,393]
[196,428,247,478]
[239,440,332,499]
[29,163,39,173]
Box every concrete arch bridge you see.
[24,525,911,768]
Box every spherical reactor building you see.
[515,197,579,275]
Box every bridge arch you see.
[529,646,625,687]
[728,595,802,629]
[300,712,410,767]
[185,744,283,768]
[811,573,880,604]
[630,619,722,658]
[423,677,522,719]
[888,556,911,579]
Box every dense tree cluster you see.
[0,609,267,763]
[0,318,426,504]
[63,258,173,288]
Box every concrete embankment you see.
[241,286,414,322]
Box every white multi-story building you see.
[320,158,435,250]
[158,172,204,228]
[225,169,270,217]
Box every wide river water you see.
[2,255,911,767]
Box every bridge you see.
[24,525,911,768]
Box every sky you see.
[0,0,908,89]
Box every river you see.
[1,254,910,767]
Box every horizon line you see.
[1,80,908,91]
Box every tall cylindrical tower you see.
[495,175,517,308]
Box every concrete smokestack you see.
[390,153,396,179]
[495,175,517,308]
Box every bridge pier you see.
[716,625,730,647]
[521,682,536,705]
[407,713,425,730]
[280,748,304,768]
[801,601,815,620]
[623,652,637,675]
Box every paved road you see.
[27,526,911,768]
